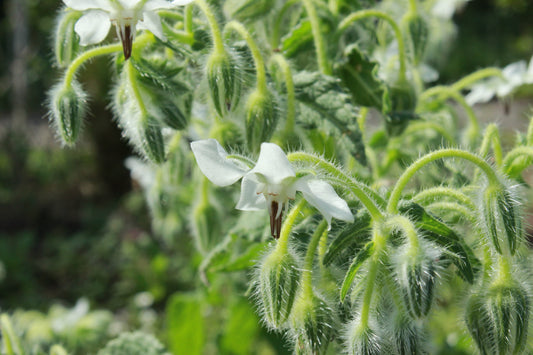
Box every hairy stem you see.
[277,199,307,254]
[302,0,332,75]
[270,54,296,134]
[195,0,225,54]
[301,220,328,297]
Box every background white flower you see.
[63,0,194,58]
[191,139,354,238]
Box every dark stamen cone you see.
[119,25,133,60]
[270,201,283,239]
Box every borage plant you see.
[43,0,533,353]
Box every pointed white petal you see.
[190,139,248,186]
[64,0,114,11]
[74,11,111,45]
[171,0,195,5]
[139,10,165,40]
[117,0,142,9]
[236,175,266,211]
[295,178,354,226]
[144,0,176,10]
[250,143,295,185]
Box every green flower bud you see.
[289,292,335,354]
[345,320,382,355]
[49,81,87,146]
[383,80,418,136]
[402,12,429,65]
[192,201,221,253]
[206,50,242,117]
[394,243,438,319]
[465,284,530,355]
[480,184,522,255]
[256,247,300,329]
[140,117,166,164]
[210,120,244,147]
[391,312,425,355]
[54,10,81,68]
[245,89,278,152]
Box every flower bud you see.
[402,12,429,65]
[49,81,87,146]
[140,117,166,164]
[465,284,529,355]
[383,80,418,136]
[391,312,425,355]
[54,10,81,68]
[480,184,522,255]
[344,320,382,355]
[157,96,190,130]
[394,244,438,319]
[245,89,278,152]
[256,247,300,329]
[192,201,221,253]
[289,293,335,353]
[206,50,242,117]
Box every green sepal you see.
[140,117,166,164]
[340,241,374,301]
[497,188,521,255]
[281,20,314,58]
[398,201,478,283]
[130,56,187,93]
[245,89,278,153]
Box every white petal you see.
[117,0,142,9]
[295,178,354,226]
[144,0,177,10]
[171,0,195,5]
[190,139,248,186]
[64,0,115,11]
[250,143,295,185]
[236,175,266,211]
[74,11,111,45]
[139,10,165,40]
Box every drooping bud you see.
[245,89,278,152]
[390,311,426,355]
[479,184,522,255]
[139,116,166,164]
[394,243,439,319]
[49,80,87,146]
[54,10,81,68]
[465,283,530,355]
[289,292,335,354]
[344,319,382,355]
[402,12,429,65]
[256,247,300,329]
[382,80,418,136]
[206,50,242,117]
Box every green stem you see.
[271,0,299,49]
[318,224,329,267]
[479,124,503,167]
[360,226,385,328]
[403,121,455,144]
[387,149,500,214]
[277,199,307,253]
[503,146,533,173]
[224,21,268,93]
[339,10,407,81]
[425,202,478,224]
[301,220,328,296]
[185,3,193,34]
[226,153,256,169]
[288,152,384,220]
[408,0,418,12]
[413,187,476,211]
[1,314,24,355]
[195,0,225,54]
[162,23,195,45]
[63,43,123,87]
[302,0,331,75]
[451,67,503,92]
[527,114,533,145]
[495,255,512,284]
[387,215,419,249]
[126,60,147,116]
[270,54,295,133]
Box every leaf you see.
[323,211,371,266]
[334,44,386,109]
[166,293,204,355]
[131,56,189,93]
[398,201,479,283]
[281,20,314,58]
[220,299,260,354]
[228,0,272,21]
[340,241,374,301]
[294,71,366,164]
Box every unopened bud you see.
[391,312,425,355]
[345,320,382,355]
[290,293,335,353]
[480,184,522,255]
[465,284,529,355]
[402,12,429,65]
[206,50,242,117]
[383,80,418,136]
[50,81,87,146]
[256,247,300,329]
[54,10,81,68]
[245,89,278,152]
[140,117,166,164]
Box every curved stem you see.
[413,187,476,211]
[301,220,328,297]
[425,202,478,224]
[339,10,407,81]
[479,124,503,167]
[451,67,503,92]
[503,146,533,173]
[270,54,295,133]
[195,0,225,54]
[126,60,147,116]
[302,0,331,75]
[387,149,500,214]
[408,0,418,12]
[287,152,384,220]
[224,21,267,93]
[271,0,299,49]
[277,199,307,254]
[185,3,193,34]
[387,215,419,249]
[403,121,455,144]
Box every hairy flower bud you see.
[344,320,382,355]
[49,81,87,146]
[391,312,425,355]
[256,247,300,329]
[289,293,335,353]
[54,10,81,68]
[465,284,530,355]
[206,50,242,117]
[140,117,166,164]
[245,89,278,152]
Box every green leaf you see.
[334,44,386,109]
[131,56,189,94]
[323,211,371,266]
[281,20,314,58]
[340,241,374,301]
[166,293,204,355]
[220,299,260,354]
[294,71,366,164]
[227,0,272,21]
[398,201,479,283]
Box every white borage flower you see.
[63,0,194,59]
[191,139,354,239]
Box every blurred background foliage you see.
[0,0,532,354]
